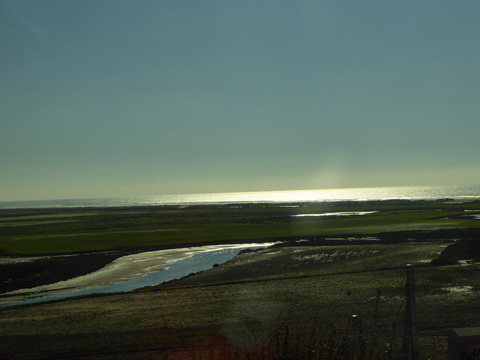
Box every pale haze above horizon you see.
[1,0,480,201]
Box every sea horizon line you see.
[1,184,480,209]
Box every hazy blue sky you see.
[1,0,479,201]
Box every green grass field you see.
[1,199,480,255]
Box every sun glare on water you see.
[157,185,476,205]
[2,185,479,209]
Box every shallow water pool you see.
[2,243,273,307]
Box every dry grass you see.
[1,242,479,359]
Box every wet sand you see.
[0,243,272,307]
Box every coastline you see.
[2,184,480,209]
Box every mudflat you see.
[0,244,270,307]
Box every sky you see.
[1,0,480,201]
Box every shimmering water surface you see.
[292,211,378,217]
[1,185,480,209]
[2,243,273,307]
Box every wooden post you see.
[351,315,364,357]
[404,264,419,360]
[351,314,361,333]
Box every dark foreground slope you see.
[2,240,480,360]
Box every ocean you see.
[1,185,480,209]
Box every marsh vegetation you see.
[1,199,479,255]
[1,199,480,359]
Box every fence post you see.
[351,315,364,357]
[404,264,419,360]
